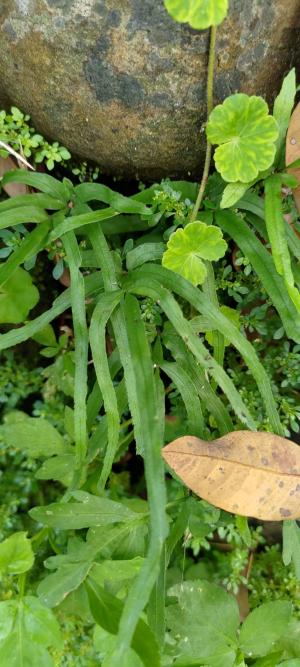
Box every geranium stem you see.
[191,24,217,222]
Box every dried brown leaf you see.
[286,101,300,213]
[162,431,300,520]
[0,156,27,197]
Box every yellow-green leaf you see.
[163,0,228,29]
[162,222,227,286]
[207,94,279,183]
[0,532,34,576]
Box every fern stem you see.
[190,24,217,222]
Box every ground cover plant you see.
[1,0,300,665]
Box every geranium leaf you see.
[162,430,300,520]
[163,0,228,29]
[207,94,279,183]
[162,222,227,286]
[0,266,39,323]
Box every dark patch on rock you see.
[85,52,144,108]
[149,92,172,109]
[3,22,16,39]
[108,10,121,28]
[93,0,107,17]
[214,70,242,101]
[126,0,181,45]
[46,0,70,9]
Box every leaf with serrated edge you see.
[162,431,300,520]
[1,415,65,458]
[30,491,137,529]
[162,222,227,286]
[207,94,278,183]
[164,0,228,29]
[239,600,292,657]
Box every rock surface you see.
[0,0,300,179]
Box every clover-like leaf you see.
[162,222,227,286]
[0,266,39,323]
[207,94,279,183]
[164,0,228,29]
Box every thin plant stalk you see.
[190,24,217,222]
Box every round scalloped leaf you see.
[206,94,279,183]
[163,0,228,29]
[162,222,227,286]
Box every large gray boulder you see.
[0,1,300,179]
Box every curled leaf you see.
[162,431,300,520]
[163,0,228,29]
[162,222,227,286]
[207,94,279,183]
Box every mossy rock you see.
[0,0,300,179]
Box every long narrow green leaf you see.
[0,192,65,212]
[75,182,153,216]
[216,209,300,344]
[147,545,167,651]
[86,578,160,667]
[49,208,119,241]
[108,294,168,660]
[125,264,282,435]
[61,233,89,468]
[265,174,300,311]
[163,324,233,434]
[89,291,122,490]
[86,349,121,430]
[236,191,266,219]
[160,361,204,437]
[126,243,165,271]
[0,272,102,352]
[0,206,48,228]
[0,221,50,288]
[87,378,128,464]
[88,226,168,660]
[125,274,256,430]
[273,68,296,165]
[238,193,300,263]
[166,501,190,564]
[2,170,69,201]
